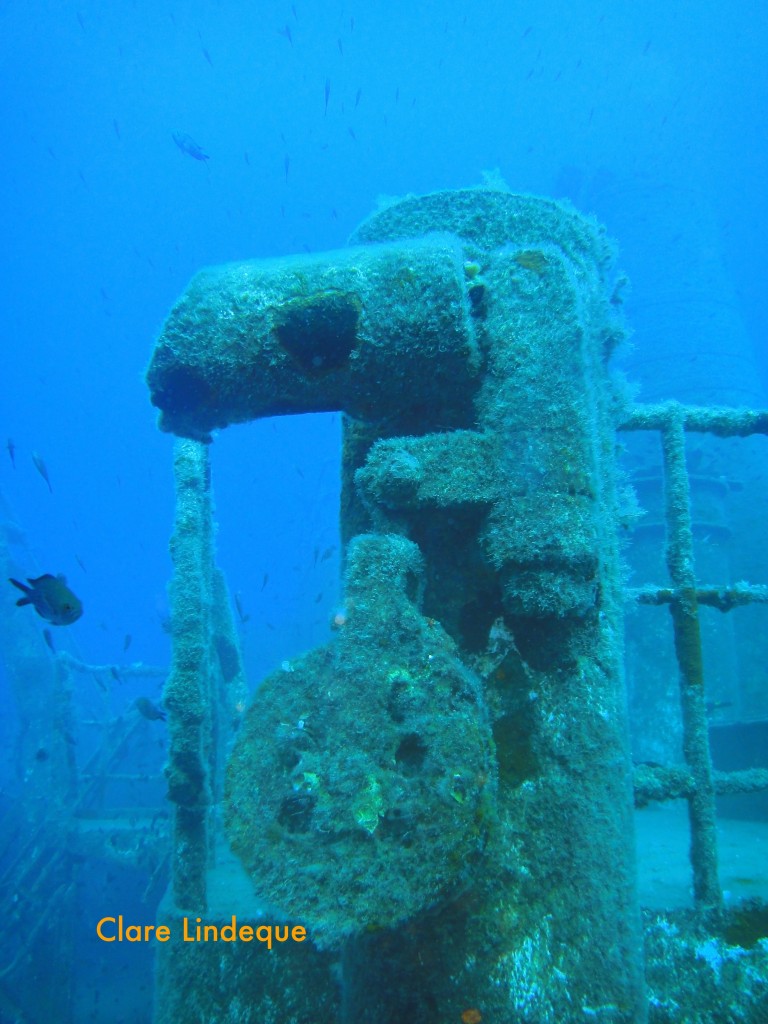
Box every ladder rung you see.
[629,583,768,611]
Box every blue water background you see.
[2,0,767,685]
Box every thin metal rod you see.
[660,412,722,908]
[630,582,768,611]
[621,400,768,436]
[634,765,768,806]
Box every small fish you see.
[201,46,213,66]
[110,666,122,683]
[7,438,15,468]
[284,154,290,181]
[354,87,362,109]
[337,37,343,56]
[42,628,56,653]
[135,697,166,722]
[35,748,49,762]
[75,554,87,572]
[9,574,82,625]
[172,132,209,161]
[279,24,293,45]
[32,451,52,492]
[324,78,331,115]
[260,573,269,592]
[113,118,121,140]
[123,633,132,652]
[234,592,250,624]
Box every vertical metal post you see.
[164,439,215,912]
[660,411,721,907]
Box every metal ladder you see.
[621,401,768,908]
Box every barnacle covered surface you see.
[149,185,765,1023]
[224,534,496,948]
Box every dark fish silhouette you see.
[172,132,209,161]
[324,78,331,115]
[32,451,52,492]
[234,592,250,624]
[6,438,15,468]
[9,574,83,625]
[135,697,166,722]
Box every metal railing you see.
[621,401,768,909]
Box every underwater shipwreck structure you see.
[146,187,768,1023]
[0,490,170,1023]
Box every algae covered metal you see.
[148,186,648,1023]
[225,533,496,948]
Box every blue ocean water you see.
[1,2,767,1022]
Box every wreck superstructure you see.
[145,187,768,1024]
